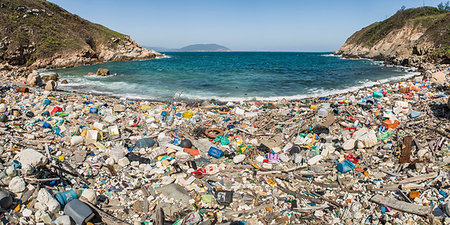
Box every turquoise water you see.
[48,52,417,101]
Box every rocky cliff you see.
[335,7,449,66]
[0,0,163,70]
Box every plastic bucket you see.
[54,190,78,206]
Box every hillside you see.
[335,7,450,66]
[178,44,230,52]
[0,0,162,69]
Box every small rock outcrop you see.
[27,73,42,86]
[96,68,110,76]
[41,73,59,82]
[45,80,57,91]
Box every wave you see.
[57,71,421,102]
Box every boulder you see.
[18,149,48,167]
[45,80,57,91]
[430,71,446,85]
[96,68,110,76]
[37,188,60,213]
[8,177,26,193]
[41,73,58,82]
[0,103,6,113]
[27,73,43,86]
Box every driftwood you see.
[370,194,432,216]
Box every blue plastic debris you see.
[336,160,355,173]
[410,111,421,118]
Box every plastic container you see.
[208,147,223,159]
[42,122,51,129]
[63,199,94,225]
[54,190,78,206]
[182,110,193,118]
[89,107,98,114]
[336,160,355,173]
[373,92,383,98]
[318,108,328,117]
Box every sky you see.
[49,0,445,51]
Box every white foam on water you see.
[173,71,421,102]
[50,54,421,102]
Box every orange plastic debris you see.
[383,120,399,129]
[184,148,200,157]
[409,191,420,199]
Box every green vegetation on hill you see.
[0,0,125,66]
[346,7,449,47]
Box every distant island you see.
[145,44,231,52]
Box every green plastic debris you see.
[377,131,393,140]
[214,135,230,145]
[201,194,214,204]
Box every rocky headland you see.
[335,7,449,68]
[0,0,163,71]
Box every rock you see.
[135,138,156,149]
[0,103,6,113]
[22,208,32,217]
[96,68,110,76]
[41,73,58,82]
[54,215,71,225]
[37,188,60,213]
[430,71,446,85]
[27,73,43,86]
[61,79,68,84]
[118,157,130,167]
[157,183,192,204]
[18,149,48,167]
[343,139,356,150]
[34,202,48,211]
[87,72,95,76]
[80,189,97,204]
[8,177,26,193]
[35,210,52,224]
[357,130,377,148]
[45,80,57,91]
[233,154,246,163]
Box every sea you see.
[46,52,419,102]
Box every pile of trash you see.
[0,68,449,224]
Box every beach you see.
[0,62,449,224]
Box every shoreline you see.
[34,55,428,104]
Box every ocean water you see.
[46,52,418,101]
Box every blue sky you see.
[50,0,445,51]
